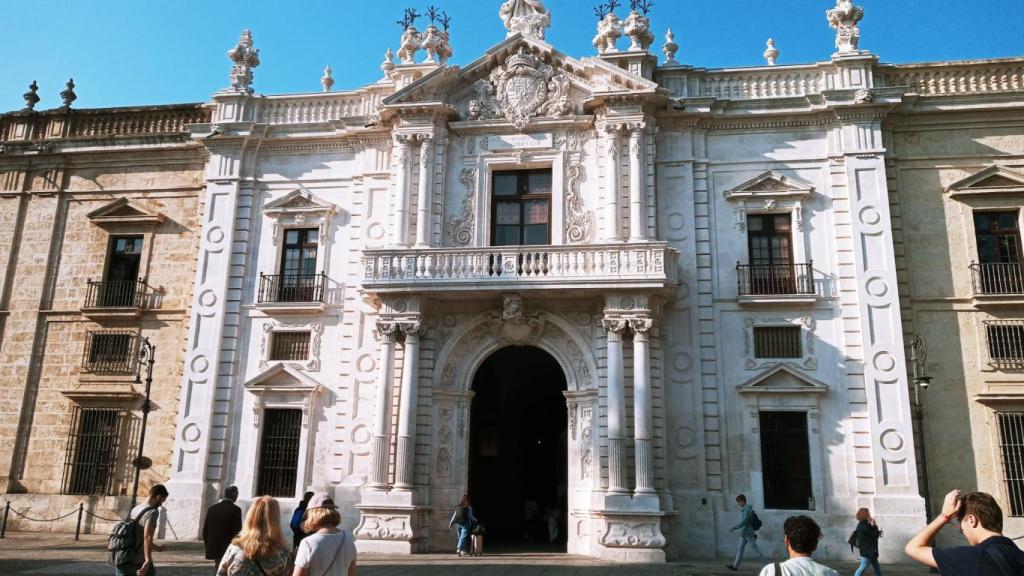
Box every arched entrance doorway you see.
[469,345,568,552]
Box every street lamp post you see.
[130,337,156,508]
[909,335,934,516]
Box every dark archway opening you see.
[469,345,568,552]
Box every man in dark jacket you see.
[202,486,241,567]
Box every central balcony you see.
[256,273,328,314]
[81,279,148,319]
[361,243,678,294]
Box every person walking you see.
[290,492,315,549]
[757,516,838,576]
[217,496,292,576]
[469,499,485,557]
[905,489,1024,575]
[204,486,243,567]
[447,494,476,557]
[114,483,168,576]
[726,494,766,572]
[292,493,357,576]
[852,508,882,576]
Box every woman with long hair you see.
[292,493,357,576]
[853,507,883,576]
[218,496,292,576]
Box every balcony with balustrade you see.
[736,262,817,306]
[81,279,149,319]
[256,273,328,314]
[360,243,678,296]
[970,262,1024,306]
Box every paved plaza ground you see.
[0,533,935,576]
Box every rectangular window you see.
[63,407,125,495]
[491,169,552,246]
[974,211,1023,294]
[270,332,311,361]
[277,228,320,302]
[996,411,1024,516]
[257,408,302,498]
[759,411,812,510]
[754,326,802,359]
[745,214,796,294]
[97,235,143,307]
[83,331,136,373]
[986,321,1024,364]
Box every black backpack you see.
[750,510,763,531]
[847,530,859,553]
[108,506,156,566]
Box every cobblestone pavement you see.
[0,533,932,575]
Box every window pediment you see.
[948,165,1024,200]
[87,198,165,227]
[243,363,322,396]
[737,365,828,395]
[263,189,337,217]
[725,171,815,202]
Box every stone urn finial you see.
[623,0,654,51]
[226,29,261,94]
[381,49,396,75]
[592,2,623,55]
[320,66,334,92]
[763,39,779,66]
[60,78,78,108]
[661,28,678,64]
[826,0,865,54]
[22,81,40,111]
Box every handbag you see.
[472,523,486,536]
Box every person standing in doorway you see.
[757,516,838,576]
[448,494,476,557]
[726,494,767,572]
[115,484,168,576]
[290,492,315,549]
[852,508,883,576]
[292,493,357,576]
[203,485,242,568]
[217,496,291,576]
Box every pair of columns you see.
[392,134,434,248]
[604,122,649,243]
[369,321,423,490]
[603,316,655,495]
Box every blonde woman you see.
[292,493,357,576]
[218,496,292,576]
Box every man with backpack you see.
[109,484,168,576]
[726,494,767,571]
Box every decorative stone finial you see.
[22,80,40,111]
[381,49,396,74]
[422,8,453,64]
[227,29,261,94]
[763,38,779,66]
[593,2,623,54]
[623,1,654,52]
[396,8,423,64]
[826,0,864,54]
[320,66,334,92]
[499,0,551,40]
[60,78,77,108]
[661,28,678,64]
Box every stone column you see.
[630,318,655,494]
[604,126,622,241]
[414,136,433,247]
[368,322,397,489]
[393,322,422,490]
[628,124,647,242]
[603,319,628,494]
[392,136,411,246]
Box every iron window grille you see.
[996,411,1024,516]
[759,411,812,510]
[753,326,803,359]
[985,320,1024,366]
[269,332,311,361]
[62,406,126,496]
[82,331,138,374]
[257,408,302,498]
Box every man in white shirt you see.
[758,515,838,576]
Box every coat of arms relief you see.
[467,47,573,130]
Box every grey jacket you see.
[732,504,756,538]
[449,505,476,529]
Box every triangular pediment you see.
[948,165,1024,199]
[725,171,815,201]
[244,363,322,395]
[737,365,829,394]
[87,197,165,227]
[383,33,659,125]
[263,189,337,216]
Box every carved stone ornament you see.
[398,27,423,65]
[467,47,573,130]
[763,39,779,66]
[623,11,654,51]
[355,513,415,541]
[227,29,261,94]
[447,167,477,246]
[661,29,678,64]
[488,293,546,345]
[499,0,551,40]
[593,13,623,54]
[565,163,594,243]
[854,88,874,104]
[826,0,864,54]
[421,25,453,64]
[600,520,667,548]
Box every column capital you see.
[399,321,425,339]
[602,318,629,334]
[629,317,654,336]
[604,122,626,134]
[375,321,400,339]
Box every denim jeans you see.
[456,525,471,552]
[114,564,155,576]
[854,556,882,576]
[733,534,766,567]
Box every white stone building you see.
[164,0,954,562]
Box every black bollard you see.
[75,502,84,541]
[1,501,9,538]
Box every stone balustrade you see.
[0,104,210,143]
[698,67,824,100]
[256,90,384,124]
[878,59,1024,95]
[361,243,678,292]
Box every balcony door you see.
[279,229,318,302]
[747,214,794,294]
[101,236,142,307]
[975,211,1023,293]
[492,170,552,247]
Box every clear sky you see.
[1,0,1022,111]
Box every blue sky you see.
[1,0,1022,111]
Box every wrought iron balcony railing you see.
[737,262,815,296]
[84,279,147,309]
[970,262,1024,296]
[258,273,327,304]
